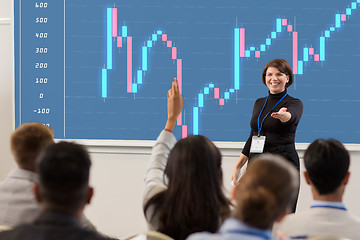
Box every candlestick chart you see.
[14,0,360,143]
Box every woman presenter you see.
[232,59,303,187]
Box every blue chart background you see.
[14,0,360,143]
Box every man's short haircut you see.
[11,122,54,170]
[304,139,350,195]
[37,141,91,212]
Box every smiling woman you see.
[265,67,289,94]
[231,58,303,212]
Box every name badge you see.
[250,135,266,153]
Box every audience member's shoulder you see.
[0,225,118,240]
[346,211,360,223]
[275,210,319,233]
[274,209,360,240]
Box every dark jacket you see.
[0,210,116,240]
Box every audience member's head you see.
[165,135,223,199]
[145,135,230,240]
[304,139,350,195]
[34,142,93,217]
[11,122,54,171]
[233,154,299,230]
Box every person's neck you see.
[269,89,287,97]
[313,195,342,202]
[42,204,83,220]
[312,185,343,202]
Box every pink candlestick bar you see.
[214,88,219,99]
[287,25,293,32]
[127,37,132,93]
[182,125,188,138]
[282,19,287,25]
[172,47,177,59]
[219,99,224,106]
[255,51,260,58]
[176,59,183,125]
[314,54,320,61]
[240,28,245,57]
[117,37,122,47]
[177,59,182,93]
[177,112,182,126]
[293,32,298,74]
[167,41,172,48]
[162,34,167,41]
[341,14,347,21]
[112,8,117,37]
[309,48,314,55]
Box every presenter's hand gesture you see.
[271,107,291,123]
[165,78,183,132]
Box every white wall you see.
[1,1,360,239]
[0,0,16,178]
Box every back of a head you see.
[304,139,349,195]
[11,122,54,171]
[37,141,91,213]
[153,135,230,240]
[166,135,223,192]
[234,154,299,230]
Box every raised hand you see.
[165,78,183,131]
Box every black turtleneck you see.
[242,89,303,158]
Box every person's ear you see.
[304,171,311,185]
[33,183,41,203]
[86,187,94,204]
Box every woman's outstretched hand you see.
[271,107,291,123]
[165,78,183,132]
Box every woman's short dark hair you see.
[262,59,293,88]
[304,139,349,195]
[233,154,299,230]
[144,135,231,240]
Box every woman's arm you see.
[143,78,183,210]
[271,98,303,124]
[231,153,248,182]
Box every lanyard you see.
[310,205,347,211]
[257,93,288,136]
